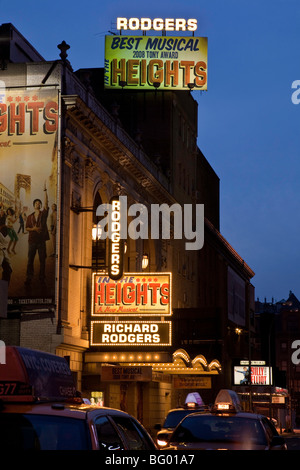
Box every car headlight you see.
[157,438,168,447]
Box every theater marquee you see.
[104,35,207,90]
[92,272,172,316]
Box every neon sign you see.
[107,196,124,280]
[91,320,172,346]
[116,17,198,32]
[92,273,172,316]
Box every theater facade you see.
[0,22,254,434]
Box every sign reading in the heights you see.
[92,273,172,316]
[104,17,207,90]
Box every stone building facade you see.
[0,23,255,433]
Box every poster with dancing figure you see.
[0,87,59,307]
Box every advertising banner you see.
[92,272,172,316]
[233,365,272,386]
[0,346,76,401]
[0,87,59,307]
[105,35,207,90]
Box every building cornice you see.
[62,94,176,206]
[205,217,255,279]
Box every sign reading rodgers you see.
[104,18,207,90]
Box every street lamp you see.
[142,254,149,270]
[92,223,102,241]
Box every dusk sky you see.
[2,0,299,302]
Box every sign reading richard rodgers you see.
[104,35,207,90]
[92,273,171,315]
[91,321,171,346]
[0,87,58,306]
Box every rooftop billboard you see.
[104,35,207,91]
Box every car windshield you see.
[0,414,91,450]
[163,409,198,428]
[171,415,267,446]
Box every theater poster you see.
[0,87,59,308]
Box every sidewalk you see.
[277,427,300,437]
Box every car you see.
[0,346,157,450]
[155,392,209,448]
[162,389,287,450]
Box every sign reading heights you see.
[104,17,207,91]
[92,273,171,316]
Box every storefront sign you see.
[92,272,172,316]
[272,396,285,404]
[101,365,152,381]
[174,377,211,389]
[104,35,207,90]
[91,320,172,346]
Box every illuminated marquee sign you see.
[116,17,198,32]
[104,35,207,90]
[92,272,172,316]
[108,196,124,280]
[91,320,172,346]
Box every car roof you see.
[0,346,143,423]
[0,401,137,420]
[181,410,267,420]
[166,407,191,413]
[166,405,206,414]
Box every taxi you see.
[0,346,157,450]
[161,389,287,450]
[155,392,209,448]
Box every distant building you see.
[255,291,300,426]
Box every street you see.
[286,436,300,450]
[280,429,300,450]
